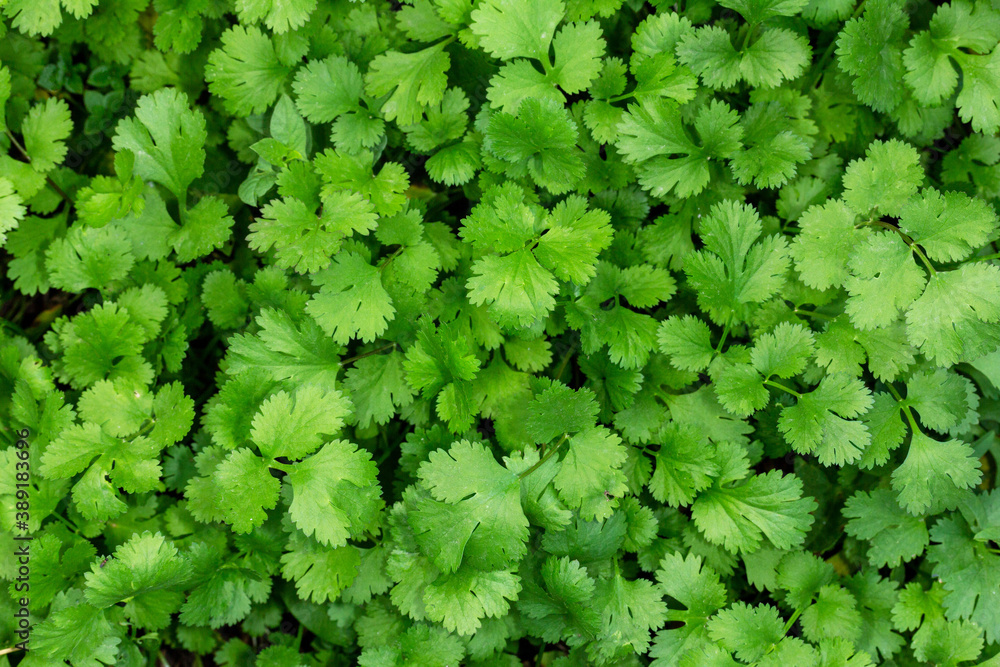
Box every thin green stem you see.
[886,384,921,432]
[794,308,835,321]
[715,318,732,354]
[910,243,938,276]
[808,0,868,89]
[5,129,74,205]
[764,379,802,399]
[740,22,756,51]
[781,607,803,636]
[871,220,938,276]
[341,342,396,366]
[378,247,405,272]
[133,418,157,440]
[518,434,569,480]
[47,510,81,535]
[177,190,188,224]
[375,439,398,468]
[552,344,577,382]
[973,252,1000,263]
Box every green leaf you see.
[112,89,205,199]
[250,193,377,274]
[484,98,585,194]
[588,567,667,663]
[778,374,873,466]
[678,26,810,89]
[616,98,743,198]
[307,252,395,344]
[46,224,135,292]
[22,97,73,171]
[287,439,383,547]
[281,533,361,604]
[836,0,909,112]
[520,556,601,645]
[467,250,558,329]
[84,532,188,630]
[553,426,628,521]
[905,368,979,436]
[0,176,25,246]
[411,440,528,572]
[206,25,292,116]
[692,459,816,553]
[402,321,481,432]
[841,139,923,217]
[366,42,450,125]
[905,263,1000,366]
[234,0,316,33]
[648,424,720,507]
[293,55,365,124]
[32,593,121,666]
[212,448,281,532]
[469,0,565,61]
[789,200,864,291]
[927,493,1000,644]
[898,188,997,263]
[844,232,925,331]
[658,315,715,372]
[751,322,815,379]
[345,350,414,428]
[525,382,600,444]
[707,602,785,663]
[892,429,982,515]
[843,489,929,568]
[224,308,343,393]
[684,200,789,325]
[250,384,352,460]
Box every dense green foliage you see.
[1,0,1000,665]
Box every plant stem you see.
[341,342,397,366]
[807,0,868,89]
[378,247,405,272]
[886,384,921,431]
[794,308,835,321]
[871,220,937,276]
[715,318,732,354]
[47,510,82,534]
[740,22,756,51]
[552,343,577,381]
[910,243,938,276]
[781,607,802,636]
[764,379,802,398]
[5,129,74,205]
[518,434,569,480]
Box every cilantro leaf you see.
[616,98,743,198]
[287,440,383,547]
[206,25,292,116]
[84,532,188,630]
[684,200,789,325]
[411,440,529,572]
[843,489,929,568]
[112,89,205,200]
[306,252,395,344]
[692,446,816,553]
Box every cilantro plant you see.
[2,0,1000,665]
